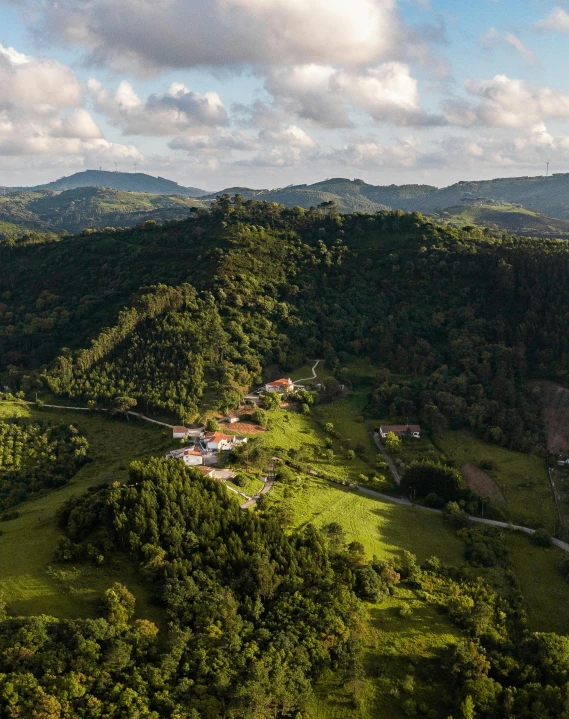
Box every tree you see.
[103,582,136,625]
[259,392,281,410]
[402,461,465,502]
[253,408,268,426]
[384,431,402,454]
[206,417,220,432]
[112,396,137,418]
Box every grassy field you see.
[437,430,555,530]
[256,407,374,480]
[507,532,569,634]
[0,401,171,621]
[270,476,464,566]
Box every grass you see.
[270,476,464,566]
[0,401,171,621]
[437,430,555,530]
[226,474,265,497]
[507,532,569,634]
[256,408,373,481]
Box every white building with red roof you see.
[264,377,295,393]
[172,425,191,439]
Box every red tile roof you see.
[184,447,202,456]
[203,431,235,442]
[173,426,190,433]
[197,467,215,476]
[266,378,293,388]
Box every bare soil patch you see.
[462,463,504,502]
[219,421,266,435]
[531,380,569,453]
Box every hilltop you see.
[12,169,207,197]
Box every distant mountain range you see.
[10,170,208,198]
[7,169,569,238]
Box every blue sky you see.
[1,0,569,189]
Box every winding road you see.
[294,359,323,386]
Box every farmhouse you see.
[203,431,238,451]
[379,424,421,439]
[172,425,191,439]
[166,446,204,466]
[265,378,294,393]
[225,413,239,424]
[197,466,216,477]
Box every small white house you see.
[379,424,421,439]
[172,425,191,439]
[264,378,295,393]
[203,431,237,451]
[225,414,239,424]
[182,447,204,466]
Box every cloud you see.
[89,80,228,135]
[480,28,536,65]
[263,62,441,128]
[0,42,142,166]
[446,75,569,128]
[535,7,569,33]
[13,0,403,73]
[168,131,260,153]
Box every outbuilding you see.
[379,424,421,439]
[172,425,191,439]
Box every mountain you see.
[205,173,569,232]
[13,169,208,197]
[0,186,204,236]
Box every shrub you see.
[206,418,220,432]
[532,528,552,548]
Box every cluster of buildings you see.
[167,426,248,467]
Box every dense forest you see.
[0,460,568,717]
[0,419,89,511]
[3,197,569,451]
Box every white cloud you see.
[480,28,536,65]
[0,42,142,166]
[535,7,569,33]
[264,62,441,128]
[14,0,402,73]
[446,75,569,128]
[89,79,228,135]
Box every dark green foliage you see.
[27,458,362,717]
[0,419,89,510]
[402,460,466,503]
[532,528,553,547]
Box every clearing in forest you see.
[462,462,504,503]
[532,380,569,453]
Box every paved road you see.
[371,431,402,485]
[356,485,569,554]
[295,359,323,385]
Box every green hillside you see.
[0,186,204,236]
[437,202,569,238]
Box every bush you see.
[206,418,220,432]
[252,409,268,426]
[532,528,552,548]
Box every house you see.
[203,431,238,451]
[166,446,204,466]
[225,414,239,424]
[182,447,204,466]
[378,424,421,439]
[172,425,191,439]
[264,378,295,393]
[196,466,216,477]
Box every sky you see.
[2,0,569,190]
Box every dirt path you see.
[24,400,175,429]
[240,464,275,509]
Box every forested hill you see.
[13,169,207,197]
[2,198,569,454]
[205,173,569,223]
[0,187,204,237]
